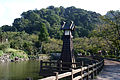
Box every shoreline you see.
[0,53,29,63]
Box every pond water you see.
[0,60,42,80]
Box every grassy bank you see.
[3,48,28,59]
[0,48,29,62]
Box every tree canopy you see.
[1,6,102,39]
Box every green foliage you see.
[0,43,10,50]
[1,6,102,39]
[90,10,120,56]
[4,48,28,59]
[38,23,49,42]
[0,31,38,55]
[23,42,34,54]
[1,25,16,31]
[103,55,116,58]
[0,50,3,56]
[73,37,105,55]
[42,39,62,53]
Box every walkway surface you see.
[94,59,120,80]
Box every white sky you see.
[0,0,120,26]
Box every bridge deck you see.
[94,59,120,80]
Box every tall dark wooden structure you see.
[39,21,76,76]
[59,21,76,68]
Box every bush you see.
[10,52,26,59]
[0,50,3,56]
[0,43,10,50]
[4,48,28,59]
[104,55,116,58]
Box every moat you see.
[0,60,42,80]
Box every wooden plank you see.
[88,65,93,68]
[73,68,82,74]
[88,70,93,74]
[72,66,87,74]
[58,72,71,79]
[73,73,87,80]
[82,67,88,71]
[92,64,96,67]
[95,62,99,65]
[73,75,82,80]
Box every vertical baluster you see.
[59,60,62,71]
[94,63,97,76]
[55,72,58,80]
[91,64,94,79]
[40,60,43,71]
[80,61,84,80]
[86,65,89,80]
[71,69,73,80]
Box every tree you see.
[9,6,102,38]
[1,25,16,32]
[91,11,120,56]
[37,23,49,53]
[39,23,49,42]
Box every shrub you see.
[4,48,28,59]
[0,43,10,50]
[0,50,3,56]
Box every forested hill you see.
[1,6,102,39]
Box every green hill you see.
[1,6,102,38]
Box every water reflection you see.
[0,60,42,80]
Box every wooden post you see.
[59,60,62,71]
[94,63,97,76]
[101,60,104,70]
[86,66,89,80]
[80,67,83,80]
[100,61,103,71]
[81,61,84,67]
[49,60,51,67]
[91,64,94,79]
[71,69,73,80]
[96,62,98,75]
[98,63,100,74]
[55,72,58,80]
[45,62,47,67]
[80,61,84,80]
[103,60,104,67]
[40,60,43,72]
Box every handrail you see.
[39,59,104,80]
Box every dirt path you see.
[94,59,120,80]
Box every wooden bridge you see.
[39,58,104,80]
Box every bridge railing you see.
[40,60,83,72]
[39,59,104,80]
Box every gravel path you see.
[94,59,120,80]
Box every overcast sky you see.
[0,0,120,26]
